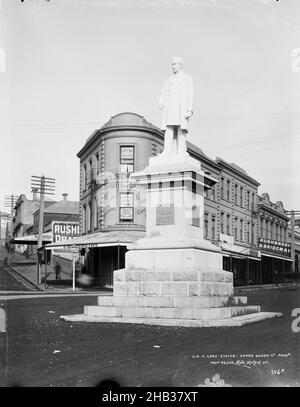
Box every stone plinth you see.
[60,153,282,327]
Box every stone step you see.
[60,312,282,327]
[84,304,260,320]
[97,295,248,308]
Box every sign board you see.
[106,224,145,231]
[120,146,134,163]
[156,204,175,226]
[120,207,134,221]
[219,233,234,245]
[258,238,291,257]
[51,221,80,253]
[120,193,133,207]
[52,222,80,243]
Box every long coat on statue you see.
[159,71,194,131]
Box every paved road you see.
[0,266,31,292]
[0,287,299,387]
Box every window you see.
[220,212,224,234]
[226,180,230,201]
[240,219,243,241]
[94,197,98,229]
[226,214,230,235]
[120,145,135,173]
[234,184,238,205]
[260,217,264,237]
[252,193,255,210]
[270,221,274,239]
[247,190,250,210]
[252,223,255,244]
[240,186,243,207]
[234,217,238,239]
[211,216,216,240]
[247,222,250,243]
[221,177,224,199]
[204,213,209,238]
[83,164,87,190]
[211,186,215,201]
[119,192,134,222]
[87,201,92,231]
[96,152,99,175]
[82,204,86,233]
[284,227,287,242]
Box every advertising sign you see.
[52,222,80,243]
[120,193,133,207]
[258,238,291,257]
[120,146,134,163]
[120,207,134,221]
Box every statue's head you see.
[171,57,183,74]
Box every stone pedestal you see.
[61,153,281,327]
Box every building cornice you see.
[215,157,260,186]
[257,203,289,221]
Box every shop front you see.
[222,253,261,287]
[258,238,292,284]
[44,230,145,288]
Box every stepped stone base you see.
[60,312,282,327]
[61,249,281,327]
[59,248,282,327]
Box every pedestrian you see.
[274,270,279,287]
[54,262,61,280]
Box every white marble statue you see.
[159,57,194,155]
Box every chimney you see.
[62,193,68,201]
[32,188,38,200]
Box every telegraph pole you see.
[4,195,18,262]
[31,175,55,284]
[4,195,18,234]
[286,210,300,274]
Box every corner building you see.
[76,112,291,288]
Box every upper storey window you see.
[226,180,230,201]
[220,177,224,199]
[83,164,87,190]
[120,145,135,173]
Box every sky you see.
[0,0,300,229]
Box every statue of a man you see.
[159,57,194,156]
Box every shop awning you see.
[220,243,261,261]
[44,230,146,250]
[12,233,53,245]
[261,252,293,262]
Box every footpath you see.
[0,246,111,295]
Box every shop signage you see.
[258,238,291,257]
[105,224,145,231]
[52,221,80,243]
[120,207,134,221]
[120,146,134,162]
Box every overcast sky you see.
[0,0,299,224]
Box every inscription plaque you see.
[156,204,175,225]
